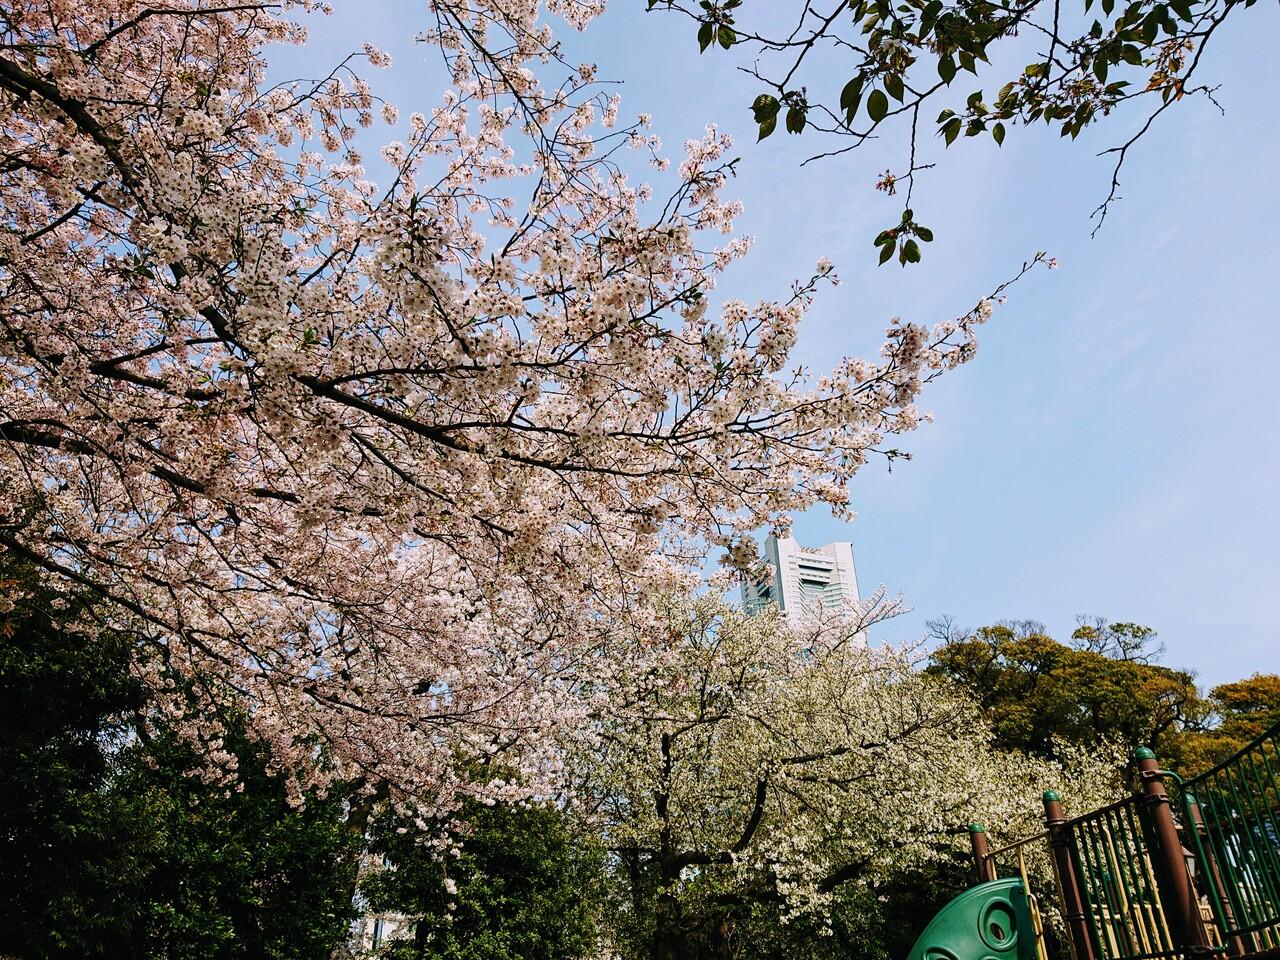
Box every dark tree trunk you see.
[654,886,683,960]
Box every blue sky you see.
[283,2,1279,686]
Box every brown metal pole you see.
[1135,748,1213,957]
[1044,790,1097,960]
[1185,790,1245,956]
[969,823,998,884]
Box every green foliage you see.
[361,798,605,960]
[116,723,357,960]
[604,854,976,960]
[926,618,1280,779]
[0,553,357,960]
[926,621,1200,762]
[0,555,147,959]
[873,208,934,267]
[1170,673,1280,771]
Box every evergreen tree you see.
[361,798,604,960]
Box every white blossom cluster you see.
[576,597,1124,935]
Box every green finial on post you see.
[969,823,985,834]
[1043,789,1061,803]
[1135,747,1156,761]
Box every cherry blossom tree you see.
[0,0,1043,807]
[577,597,1123,959]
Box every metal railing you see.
[1175,725,1280,956]
[1070,794,1179,960]
[970,718,1280,960]
[974,826,1054,960]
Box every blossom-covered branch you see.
[0,0,1036,807]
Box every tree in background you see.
[0,552,356,960]
[925,618,1200,761]
[582,598,1122,960]
[1172,673,1280,771]
[0,554,146,959]
[359,799,605,960]
[926,616,1280,774]
[644,0,1260,263]
[115,720,358,960]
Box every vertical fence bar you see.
[1184,790,1245,956]
[1200,770,1263,954]
[1135,747,1213,958]
[1124,799,1178,956]
[1046,790,1098,960]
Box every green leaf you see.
[697,21,714,52]
[903,238,921,263]
[867,89,890,122]
[718,24,736,48]
[1094,57,1109,83]
[757,113,777,141]
[751,94,780,122]
[920,4,938,37]
[938,54,957,84]
[885,73,905,102]
[785,105,807,134]
[992,122,1005,146]
[879,239,897,264]
[840,76,865,111]
[916,225,934,242]
[942,116,962,145]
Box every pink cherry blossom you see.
[0,0,1045,810]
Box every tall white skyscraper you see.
[740,533,861,622]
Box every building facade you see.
[741,533,861,622]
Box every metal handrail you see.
[985,829,1050,861]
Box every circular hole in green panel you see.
[978,899,1019,951]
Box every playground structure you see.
[908,719,1280,960]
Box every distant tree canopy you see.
[926,617,1280,774]
[1173,673,1280,772]
[645,0,1259,264]
[361,798,605,960]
